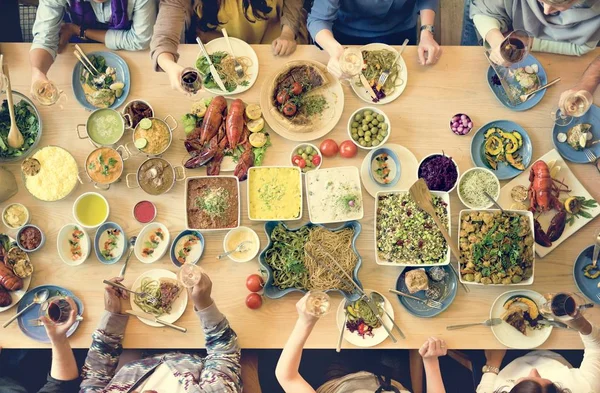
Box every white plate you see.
[360,144,418,198]
[305,166,364,224]
[458,209,535,286]
[199,37,259,96]
[374,190,451,266]
[335,289,394,348]
[129,269,188,327]
[351,43,408,105]
[497,149,600,258]
[134,223,170,263]
[56,223,90,266]
[0,235,32,312]
[490,290,552,349]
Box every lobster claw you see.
[534,219,552,247]
[184,139,203,154]
[234,149,253,181]
[184,149,216,169]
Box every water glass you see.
[178,263,204,288]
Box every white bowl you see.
[223,226,260,263]
[347,107,391,150]
[417,153,460,193]
[134,222,170,263]
[457,167,501,209]
[2,203,30,230]
[72,192,110,229]
[289,143,322,173]
[57,223,90,266]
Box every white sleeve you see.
[578,325,600,393]
[476,373,497,393]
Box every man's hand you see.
[418,30,442,66]
[272,28,297,56]
[58,23,78,54]
[191,273,213,311]
[42,297,78,344]
[104,277,128,314]
[484,349,506,369]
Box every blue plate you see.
[17,285,84,343]
[170,230,205,267]
[94,222,127,264]
[471,120,532,180]
[394,266,457,318]
[258,221,363,301]
[552,104,600,163]
[72,51,130,111]
[487,55,547,111]
[573,245,600,304]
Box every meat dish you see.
[186,177,239,230]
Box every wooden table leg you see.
[241,349,262,393]
[409,349,424,393]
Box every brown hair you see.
[194,0,273,32]
[494,381,572,393]
[539,0,579,7]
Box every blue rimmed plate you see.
[487,54,547,111]
[573,245,600,304]
[72,51,130,111]
[94,222,127,264]
[170,230,205,267]
[471,120,532,180]
[552,105,600,163]
[17,285,83,343]
[395,266,457,318]
[258,221,362,301]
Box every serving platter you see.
[552,104,600,163]
[497,149,600,258]
[360,143,418,198]
[0,235,32,313]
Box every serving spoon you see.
[119,236,137,277]
[371,291,406,338]
[3,289,49,328]
[4,65,24,149]
[483,191,505,213]
[217,240,251,260]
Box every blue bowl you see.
[573,245,600,304]
[170,230,205,267]
[369,148,401,187]
[72,51,130,111]
[94,222,127,264]
[553,104,600,164]
[486,54,547,111]
[258,221,363,301]
[394,266,457,318]
[470,119,533,180]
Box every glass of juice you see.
[38,296,74,325]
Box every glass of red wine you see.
[180,67,203,95]
[540,292,589,322]
[38,296,74,325]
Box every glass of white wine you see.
[31,80,67,107]
[177,263,204,288]
[305,291,331,317]
[328,47,363,85]
[552,90,593,126]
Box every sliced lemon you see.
[249,132,267,148]
[115,88,123,98]
[579,134,588,149]
[139,118,152,130]
[550,165,561,179]
[134,138,147,149]
[191,100,207,118]
[245,104,262,120]
[110,82,125,91]
[546,159,556,170]
[247,117,265,133]
[510,202,527,210]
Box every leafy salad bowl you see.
[0,91,42,163]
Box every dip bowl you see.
[57,223,90,266]
[126,157,186,196]
[72,192,110,230]
[369,147,401,187]
[417,153,460,193]
[16,224,45,253]
[94,222,127,265]
[223,226,260,263]
[79,146,129,190]
[2,203,30,230]
[76,108,132,147]
[170,230,205,267]
[127,115,177,157]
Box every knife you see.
[361,294,397,343]
[484,51,518,106]
[195,37,227,92]
[359,73,377,100]
[126,310,187,333]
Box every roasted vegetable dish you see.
[501,295,543,335]
[459,211,534,284]
[483,127,525,171]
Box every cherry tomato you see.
[282,102,297,117]
[296,158,306,169]
[339,140,358,158]
[246,274,264,293]
[291,82,303,95]
[319,139,338,157]
[292,154,303,166]
[276,90,290,105]
[246,293,263,309]
[312,155,322,166]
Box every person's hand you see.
[30,70,49,96]
[158,54,188,95]
[484,349,506,368]
[419,337,447,362]
[295,294,319,326]
[58,23,78,54]
[565,314,592,335]
[558,87,586,114]
[272,29,297,56]
[104,276,128,314]
[42,297,78,344]
[326,44,345,79]
[191,273,213,311]
[418,30,442,66]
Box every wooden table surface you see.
[0,43,599,349]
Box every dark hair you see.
[494,381,572,393]
[195,0,273,32]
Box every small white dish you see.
[290,143,322,173]
[347,107,391,150]
[134,222,170,264]
[57,223,90,266]
[223,226,260,263]
[2,203,30,230]
[457,167,500,209]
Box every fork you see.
[376,39,408,92]
[102,280,159,305]
[221,28,244,79]
[388,289,443,309]
[28,315,84,327]
[519,77,561,102]
[584,148,598,163]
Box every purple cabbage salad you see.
[418,153,458,192]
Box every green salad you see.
[0,99,39,159]
[195,51,251,92]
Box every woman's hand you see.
[42,297,78,344]
[272,26,297,56]
[296,294,319,326]
[192,273,213,311]
[157,53,188,94]
[419,337,448,361]
[326,44,345,79]
[486,29,512,67]
[30,70,49,96]
[58,23,78,54]
[484,349,506,369]
[418,30,442,66]
[104,277,128,314]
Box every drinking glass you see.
[305,291,331,317]
[38,296,73,325]
[180,67,203,95]
[499,30,533,66]
[178,263,204,288]
[540,292,589,322]
[31,79,67,108]
[552,90,593,126]
[328,47,363,85]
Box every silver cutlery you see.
[584,148,598,164]
[119,236,137,277]
[359,73,377,100]
[126,310,187,333]
[593,230,600,268]
[484,52,519,106]
[103,280,158,305]
[75,44,100,74]
[217,240,252,260]
[538,319,574,330]
[388,288,443,309]
[3,289,49,328]
[376,39,408,91]
[483,191,505,212]
[446,318,502,330]
[519,77,561,102]
[195,37,227,92]
[221,28,244,79]
[371,291,405,339]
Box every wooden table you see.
[0,43,598,349]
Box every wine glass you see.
[305,291,331,317]
[180,67,203,95]
[31,79,67,108]
[499,30,533,66]
[540,292,589,322]
[38,296,73,325]
[552,90,593,126]
[178,263,204,288]
[328,47,363,85]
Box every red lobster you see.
[226,99,245,150]
[234,126,254,181]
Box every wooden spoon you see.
[408,179,470,293]
[4,66,24,149]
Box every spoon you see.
[217,240,251,260]
[337,299,351,352]
[446,318,502,330]
[119,236,137,277]
[592,229,600,268]
[483,191,504,213]
[371,292,406,339]
[3,289,50,328]
[4,66,24,149]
